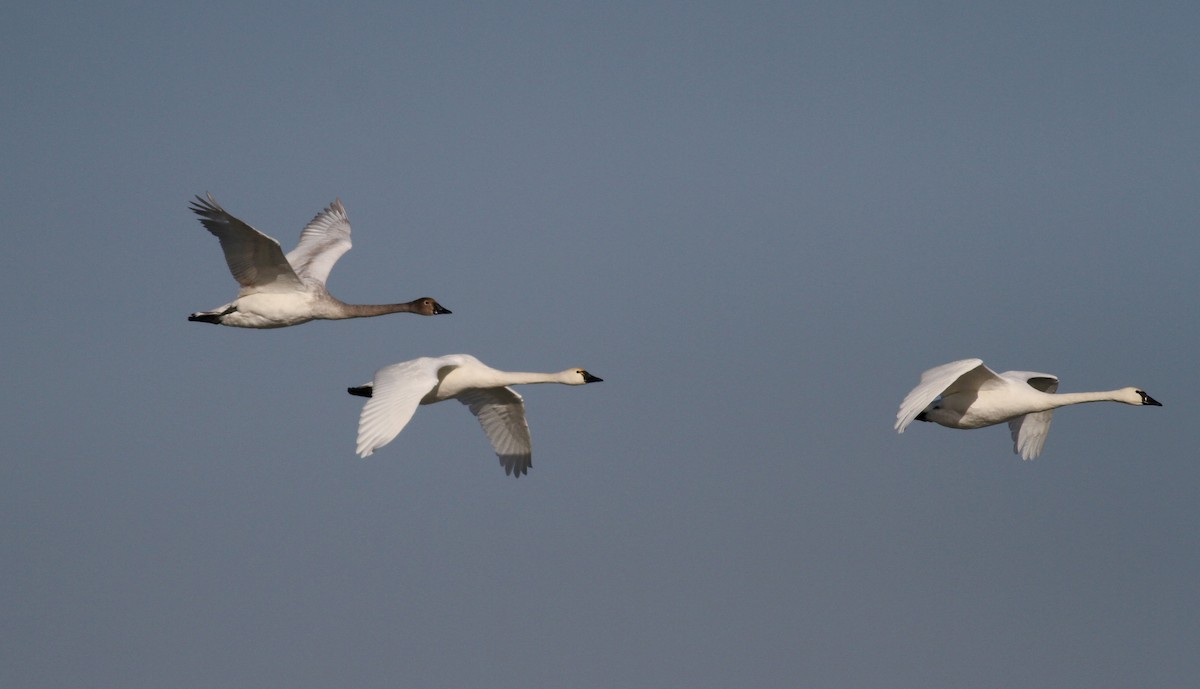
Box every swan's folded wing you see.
[355,358,444,458]
[1009,411,1054,460]
[457,387,532,477]
[895,358,999,432]
[285,198,353,287]
[190,193,303,293]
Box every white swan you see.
[349,354,603,477]
[188,194,450,328]
[895,358,1161,459]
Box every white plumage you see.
[188,194,449,328]
[895,358,1161,459]
[350,354,602,477]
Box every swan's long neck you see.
[493,371,570,386]
[1039,390,1130,410]
[342,302,423,317]
[318,298,422,319]
[437,368,571,400]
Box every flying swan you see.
[895,358,1161,459]
[349,354,602,477]
[188,193,450,328]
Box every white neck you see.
[495,371,573,386]
[1038,389,1133,410]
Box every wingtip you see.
[499,454,531,478]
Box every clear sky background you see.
[3,2,1197,687]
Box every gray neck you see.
[341,302,422,318]
[317,297,423,319]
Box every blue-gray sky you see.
[3,2,1197,687]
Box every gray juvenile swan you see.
[349,354,603,477]
[895,358,1161,459]
[188,194,450,328]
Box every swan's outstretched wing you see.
[285,198,353,287]
[1008,413,1053,460]
[457,387,532,477]
[895,358,1002,432]
[355,357,447,458]
[1004,372,1059,460]
[190,194,303,293]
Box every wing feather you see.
[284,198,353,287]
[1005,372,1059,459]
[1008,412,1054,460]
[895,358,1002,432]
[355,358,445,458]
[189,194,302,293]
[457,387,532,477]
[1003,372,1059,394]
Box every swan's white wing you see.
[284,198,353,287]
[1004,372,1059,460]
[457,387,532,477]
[895,358,1003,432]
[355,357,447,458]
[1008,412,1054,460]
[1003,371,1059,395]
[190,194,303,293]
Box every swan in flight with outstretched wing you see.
[895,358,1160,459]
[349,354,602,477]
[187,194,449,328]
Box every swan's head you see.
[1119,387,1162,406]
[412,298,451,316]
[563,368,603,385]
